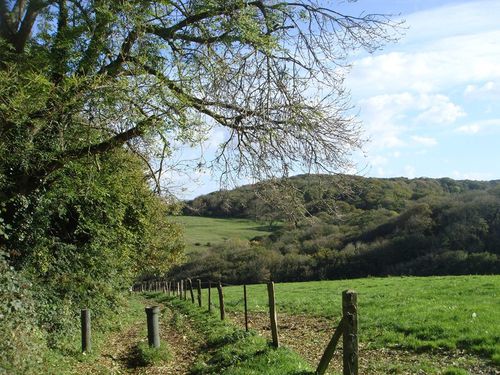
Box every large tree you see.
[0,0,399,243]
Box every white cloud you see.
[415,94,466,125]
[464,80,500,100]
[404,165,416,179]
[411,136,437,147]
[455,119,500,134]
[451,171,495,181]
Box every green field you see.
[171,216,277,253]
[210,275,500,365]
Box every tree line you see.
[175,175,500,283]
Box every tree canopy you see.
[0,0,399,198]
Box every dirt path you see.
[76,303,203,375]
[227,311,499,375]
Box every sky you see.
[170,0,500,199]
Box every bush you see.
[0,250,44,375]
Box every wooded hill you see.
[175,175,500,282]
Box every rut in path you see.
[76,304,203,375]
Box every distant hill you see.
[172,175,500,282]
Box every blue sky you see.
[170,0,500,199]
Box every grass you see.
[133,342,171,366]
[170,216,279,253]
[39,294,148,374]
[146,292,314,375]
[208,275,500,364]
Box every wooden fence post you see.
[315,318,345,375]
[197,279,202,307]
[145,306,160,348]
[81,308,91,353]
[342,290,358,375]
[244,284,249,332]
[208,280,212,312]
[217,281,225,320]
[188,278,195,303]
[267,281,279,348]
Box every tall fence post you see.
[342,290,358,375]
[188,278,195,303]
[267,281,279,348]
[217,281,225,320]
[244,284,249,332]
[208,280,212,312]
[197,279,202,307]
[145,306,160,348]
[81,308,91,353]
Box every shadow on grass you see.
[123,344,148,368]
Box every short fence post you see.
[342,290,358,375]
[145,306,160,348]
[244,284,249,332]
[208,280,212,312]
[267,281,279,348]
[217,281,225,320]
[81,308,91,353]
[197,279,202,307]
[188,278,195,303]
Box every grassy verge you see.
[39,294,148,374]
[208,275,500,364]
[145,292,313,375]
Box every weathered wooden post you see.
[217,281,225,320]
[342,290,358,375]
[208,280,212,312]
[197,279,202,307]
[145,306,160,348]
[316,318,345,375]
[244,284,249,332]
[267,281,279,348]
[188,278,195,303]
[180,280,184,300]
[81,308,91,353]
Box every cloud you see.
[359,92,461,151]
[347,1,500,98]
[411,136,437,147]
[464,80,500,100]
[452,171,495,181]
[415,94,466,125]
[455,119,500,134]
[404,165,416,179]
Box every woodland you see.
[177,175,500,282]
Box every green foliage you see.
[0,250,44,374]
[181,175,500,281]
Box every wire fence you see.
[129,278,359,375]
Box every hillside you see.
[170,216,278,254]
[172,175,500,282]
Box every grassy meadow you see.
[209,276,500,364]
[171,216,278,253]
